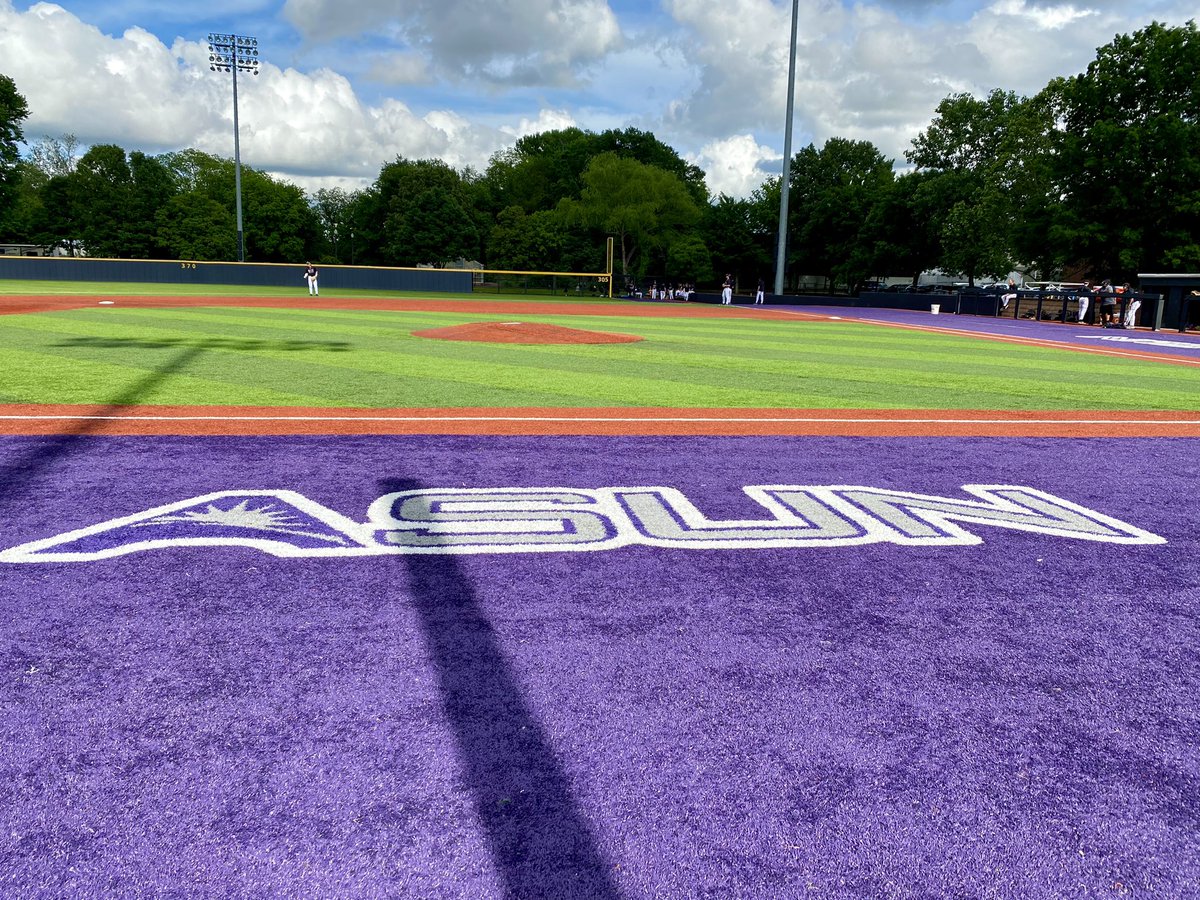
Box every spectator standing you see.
[1099,280,1117,327]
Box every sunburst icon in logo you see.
[133,500,349,545]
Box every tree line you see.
[1,21,1198,291]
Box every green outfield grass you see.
[1,302,1198,410]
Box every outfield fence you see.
[0,256,473,293]
[470,270,612,298]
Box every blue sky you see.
[1,0,1192,197]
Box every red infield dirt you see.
[0,295,819,320]
[1,405,1198,437]
[412,321,643,344]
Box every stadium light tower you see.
[207,33,259,262]
[773,0,799,296]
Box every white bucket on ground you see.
[931,304,941,315]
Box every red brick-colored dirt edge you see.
[2,405,1199,437]
[0,295,817,321]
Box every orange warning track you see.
[2,405,1199,437]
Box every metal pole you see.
[773,0,799,297]
[208,33,258,263]
[231,46,245,262]
[607,236,614,298]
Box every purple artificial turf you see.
[0,435,1197,898]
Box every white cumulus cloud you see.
[0,1,574,191]
[282,0,622,86]
[690,134,782,197]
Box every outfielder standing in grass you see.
[303,262,319,296]
[721,273,733,305]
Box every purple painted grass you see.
[1,435,1198,898]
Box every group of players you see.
[628,282,696,301]
[1076,280,1137,328]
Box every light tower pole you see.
[207,33,259,262]
[773,0,799,296]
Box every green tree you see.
[1050,21,1200,278]
[591,127,709,205]
[489,206,565,270]
[311,187,353,262]
[386,185,479,266]
[350,157,479,266]
[3,160,45,242]
[701,194,772,287]
[666,235,713,284]
[156,193,236,260]
[484,126,709,216]
[159,149,318,261]
[34,174,88,255]
[71,144,134,257]
[860,171,944,286]
[557,153,701,277]
[906,90,1041,283]
[240,169,319,262]
[484,128,595,214]
[127,152,179,259]
[939,185,1014,284]
[0,74,30,236]
[786,138,895,290]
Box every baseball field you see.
[2,283,1198,897]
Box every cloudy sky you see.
[0,0,1191,198]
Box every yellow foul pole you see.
[607,237,614,298]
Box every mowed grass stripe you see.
[4,309,1195,410]
[0,346,329,406]
[27,304,1169,381]
[45,301,1146,370]
[3,306,1199,410]
[0,318,613,407]
[90,308,1200,408]
[144,304,1200,379]
[2,312,816,407]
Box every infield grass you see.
[2,303,1198,410]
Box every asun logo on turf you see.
[0,484,1164,562]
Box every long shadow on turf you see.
[0,345,205,506]
[379,477,621,900]
[0,335,354,506]
[54,337,352,352]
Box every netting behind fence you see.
[470,270,613,298]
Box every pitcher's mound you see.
[413,321,643,345]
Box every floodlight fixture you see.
[206,32,260,262]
